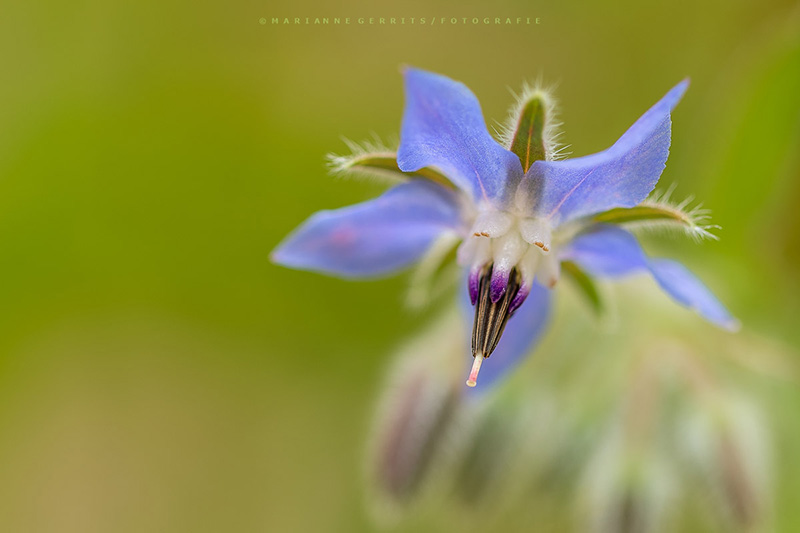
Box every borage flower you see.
[272,67,737,389]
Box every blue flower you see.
[272,67,737,389]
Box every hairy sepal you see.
[497,81,567,165]
[591,188,720,242]
[328,138,455,189]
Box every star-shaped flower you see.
[272,67,737,389]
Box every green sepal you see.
[406,233,460,309]
[590,199,719,241]
[327,150,455,189]
[509,96,548,172]
[561,260,603,317]
[592,205,688,225]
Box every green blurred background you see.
[0,0,798,531]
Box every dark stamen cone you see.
[469,265,522,386]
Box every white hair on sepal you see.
[325,133,407,185]
[495,77,569,162]
[631,185,722,242]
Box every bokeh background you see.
[1,0,798,531]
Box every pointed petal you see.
[461,282,552,390]
[561,225,738,330]
[271,180,463,278]
[648,259,740,331]
[517,80,689,225]
[397,67,523,205]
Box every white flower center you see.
[457,208,560,302]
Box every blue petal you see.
[648,259,740,331]
[518,80,689,225]
[560,225,649,278]
[271,180,463,278]
[397,67,523,205]
[460,282,552,391]
[562,225,738,330]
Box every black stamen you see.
[470,264,522,360]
